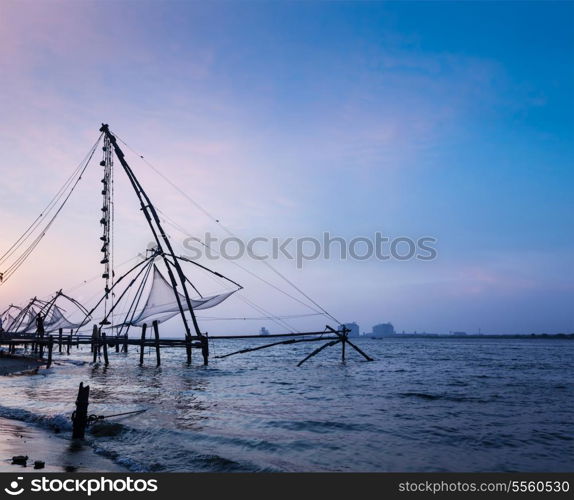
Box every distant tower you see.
[260,327,270,336]
[340,322,360,337]
[372,323,395,338]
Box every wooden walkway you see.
[0,324,366,368]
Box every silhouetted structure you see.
[372,322,395,337]
[340,322,359,338]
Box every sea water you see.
[0,338,572,472]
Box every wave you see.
[397,392,496,403]
[0,403,273,472]
[0,404,72,433]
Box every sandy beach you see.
[0,355,126,473]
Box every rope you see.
[0,138,100,267]
[153,210,302,332]
[114,135,340,325]
[157,209,323,315]
[0,135,103,284]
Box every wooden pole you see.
[185,334,192,364]
[153,320,161,367]
[46,336,53,368]
[297,340,340,367]
[92,324,98,363]
[201,333,209,366]
[101,329,109,366]
[58,328,63,354]
[341,336,346,362]
[67,334,72,355]
[72,382,90,440]
[38,323,44,358]
[343,338,374,362]
[139,324,147,366]
[123,333,128,353]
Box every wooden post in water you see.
[153,320,161,367]
[46,336,53,368]
[58,328,63,354]
[123,333,128,353]
[115,334,120,353]
[92,324,98,363]
[139,324,147,366]
[67,335,72,355]
[201,333,209,366]
[101,329,109,366]
[72,382,90,439]
[185,335,192,365]
[341,336,346,362]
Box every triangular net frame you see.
[114,264,237,328]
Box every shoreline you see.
[0,417,127,473]
[0,354,128,473]
[0,351,43,376]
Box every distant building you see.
[260,327,270,336]
[372,322,395,337]
[340,322,360,338]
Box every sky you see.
[0,0,573,335]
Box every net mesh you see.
[43,304,86,332]
[126,264,235,326]
[2,300,86,333]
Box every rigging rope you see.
[154,213,303,332]
[157,208,323,316]
[0,134,103,285]
[113,136,340,326]
[0,147,93,267]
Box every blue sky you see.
[0,1,572,334]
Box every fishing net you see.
[2,300,86,333]
[126,265,235,326]
[43,304,86,332]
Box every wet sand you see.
[0,417,126,472]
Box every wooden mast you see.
[99,124,203,340]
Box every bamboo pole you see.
[46,336,53,368]
[153,320,161,367]
[297,340,340,367]
[92,324,98,363]
[185,334,192,364]
[101,329,109,366]
[215,336,340,359]
[139,324,147,366]
[201,333,209,366]
[344,338,374,362]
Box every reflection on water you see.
[0,338,573,472]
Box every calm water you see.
[0,338,572,472]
